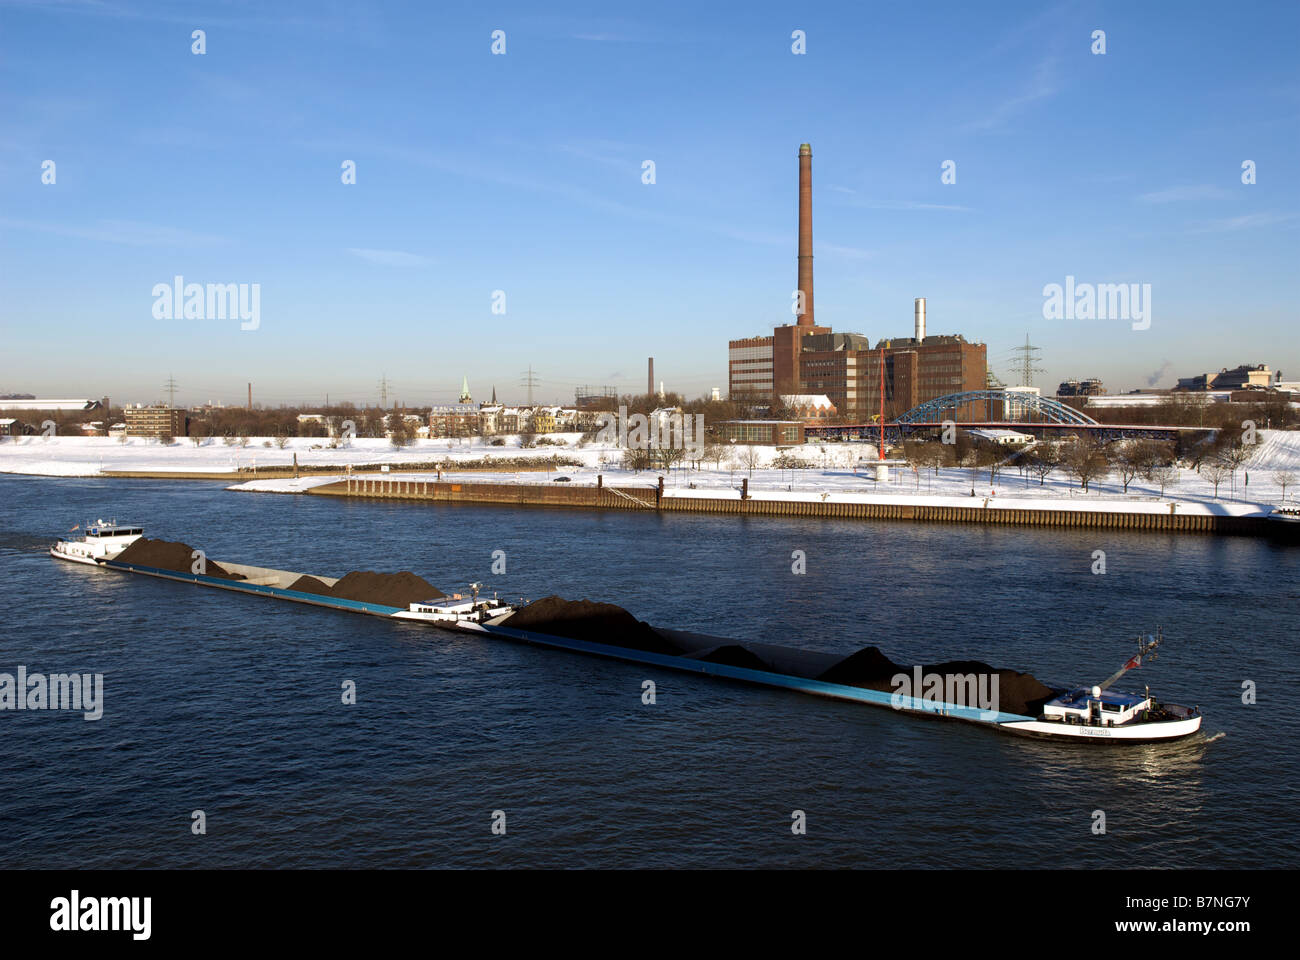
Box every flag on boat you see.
[1124,655,1141,670]
[68,524,79,531]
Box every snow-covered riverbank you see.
[7,430,1300,513]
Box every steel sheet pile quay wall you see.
[309,478,1281,536]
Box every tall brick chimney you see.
[797,143,814,327]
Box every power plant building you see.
[727,144,987,422]
[123,404,187,439]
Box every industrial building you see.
[1176,364,1276,392]
[727,144,987,422]
[715,420,805,445]
[1057,379,1104,397]
[124,404,187,438]
[0,398,107,412]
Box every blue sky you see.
[2,0,1296,407]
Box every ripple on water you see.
[0,476,1296,868]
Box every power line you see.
[1012,334,1045,388]
[519,365,540,406]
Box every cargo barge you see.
[52,528,1202,743]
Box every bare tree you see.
[901,439,928,471]
[1202,461,1230,499]
[1152,464,1179,498]
[1275,470,1295,503]
[739,444,763,478]
[656,444,686,473]
[1223,441,1252,472]
[388,415,413,448]
[987,446,1007,485]
[1114,446,1142,494]
[1028,444,1059,486]
[621,447,651,472]
[960,447,982,494]
[1062,439,1108,492]
[1134,441,1174,483]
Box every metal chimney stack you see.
[797,143,814,327]
[648,357,654,397]
[914,298,926,343]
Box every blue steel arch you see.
[895,390,1098,425]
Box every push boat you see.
[49,520,145,566]
[395,583,517,624]
[49,527,1203,742]
[998,632,1201,741]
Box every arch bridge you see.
[895,390,1099,426]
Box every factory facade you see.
[123,404,187,439]
[727,144,987,422]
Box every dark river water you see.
[1,475,1296,868]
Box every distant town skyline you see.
[2,0,1296,407]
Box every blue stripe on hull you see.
[102,560,406,617]
[99,558,1035,725]
[475,623,1035,724]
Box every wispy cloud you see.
[0,216,225,246]
[553,139,640,171]
[346,248,434,267]
[880,200,971,212]
[1138,184,1229,204]
[962,57,1060,132]
[1188,212,1296,234]
[0,0,373,35]
[572,32,639,42]
[820,243,875,260]
[296,136,785,247]
[515,15,675,43]
[838,198,973,213]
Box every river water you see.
[1,475,1296,868]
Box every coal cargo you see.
[685,644,774,672]
[502,596,681,656]
[817,646,1059,716]
[326,571,445,608]
[286,575,334,596]
[114,538,245,580]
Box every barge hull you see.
[84,552,1201,743]
[103,559,405,617]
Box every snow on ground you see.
[229,476,342,493]
[0,433,592,476]
[1242,429,1300,471]
[9,431,1300,512]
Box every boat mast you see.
[1098,629,1161,692]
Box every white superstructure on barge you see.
[50,521,144,566]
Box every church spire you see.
[459,375,472,404]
